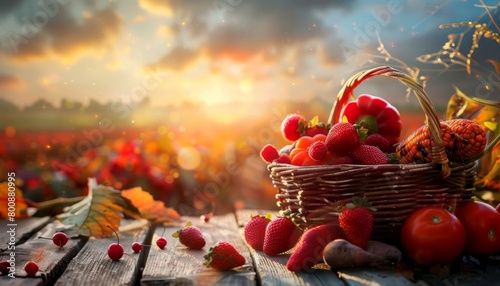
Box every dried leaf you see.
[445,87,483,120]
[0,182,29,219]
[57,178,127,238]
[121,187,181,223]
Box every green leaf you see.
[308,116,319,127]
[56,178,127,238]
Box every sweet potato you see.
[365,240,402,263]
[323,239,389,270]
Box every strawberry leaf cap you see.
[172,221,193,238]
[341,196,377,212]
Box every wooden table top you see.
[1,209,500,286]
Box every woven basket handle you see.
[327,66,450,178]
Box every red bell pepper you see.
[341,94,402,146]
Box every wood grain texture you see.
[54,219,150,286]
[0,217,52,251]
[0,275,40,286]
[141,213,255,286]
[338,268,426,286]
[250,251,345,286]
[0,220,85,284]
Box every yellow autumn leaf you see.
[57,178,127,238]
[121,187,181,223]
[0,182,29,219]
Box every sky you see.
[0,0,499,110]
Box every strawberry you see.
[338,196,376,249]
[305,125,329,137]
[331,156,353,165]
[172,222,206,250]
[263,217,302,256]
[308,141,327,161]
[244,213,272,251]
[348,144,389,165]
[325,122,359,154]
[281,114,307,142]
[286,223,346,272]
[260,144,280,163]
[203,241,246,270]
[363,134,393,153]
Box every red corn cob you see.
[447,119,486,161]
[396,121,454,164]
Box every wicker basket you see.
[268,66,477,243]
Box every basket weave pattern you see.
[269,66,477,242]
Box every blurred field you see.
[0,97,432,217]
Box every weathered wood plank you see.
[141,213,256,286]
[54,219,150,286]
[250,251,345,286]
[0,219,86,284]
[338,268,425,286]
[0,217,52,251]
[0,275,40,285]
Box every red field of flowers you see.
[0,100,428,217]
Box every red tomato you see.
[401,207,465,266]
[454,201,500,256]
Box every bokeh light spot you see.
[5,126,16,137]
[177,146,201,170]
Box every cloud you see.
[0,74,25,90]
[146,0,358,71]
[139,0,174,16]
[149,46,199,71]
[1,3,122,63]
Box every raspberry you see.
[260,144,279,163]
[325,122,359,154]
[364,134,393,153]
[281,114,307,142]
[274,154,291,164]
[308,141,327,161]
[349,144,389,165]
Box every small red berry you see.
[0,260,10,275]
[24,261,39,276]
[52,232,69,248]
[107,225,124,261]
[156,237,167,249]
[132,242,142,253]
[201,213,212,223]
[308,141,327,161]
[260,144,280,163]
